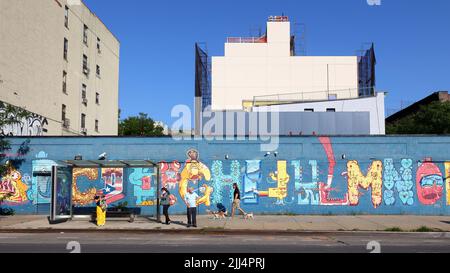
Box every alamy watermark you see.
[367,0,382,6]
[170,105,281,152]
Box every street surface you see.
[0,232,449,253]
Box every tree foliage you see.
[118,113,165,136]
[0,102,30,177]
[386,101,450,134]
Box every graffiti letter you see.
[416,160,444,205]
[347,160,383,208]
[210,160,240,204]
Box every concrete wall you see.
[212,21,358,110]
[1,136,449,216]
[254,92,386,135]
[200,111,371,136]
[0,0,120,136]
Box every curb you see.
[0,228,448,236]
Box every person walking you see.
[231,183,247,218]
[160,187,172,225]
[184,187,199,228]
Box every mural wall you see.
[1,136,450,215]
[0,102,48,136]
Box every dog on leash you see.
[206,209,227,219]
[244,213,254,220]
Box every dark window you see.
[97,37,101,53]
[64,6,69,28]
[62,104,66,121]
[63,38,68,60]
[81,114,86,129]
[82,84,87,105]
[83,25,88,44]
[96,92,100,104]
[96,65,101,77]
[326,108,336,112]
[95,120,99,132]
[62,71,67,93]
[304,108,314,112]
[82,55,89,75]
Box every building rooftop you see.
[386,91,449,122]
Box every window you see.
[97,37,101,53]
[81,114,86,130]
[326,108,336,112]
[96,65,101,77]
[328,94,337,100]
[62,71,67,94]
[96,92,100,104]
[63,38,68,60]
[82,84,87,105]
[62,105,69,128]
[95,120,99,132]
[304,108,314,112]
[64,6,69,28]
[83,24,88,45]
[62,104,66,122]
[82,55,89,75]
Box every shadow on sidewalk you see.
[144,217,188,228]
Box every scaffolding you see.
[358,43,377,97]
[195,43,211,111]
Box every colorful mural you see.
[242,160,262,204]
[160,161,181,190]
[0,167,28,204]
[72,168,98,206]
[1,137,450,215]
[416,160,444,205]
[210,160,240,205]
[179,149,212,207]
[128,168,156,206]
[383,159,414,206]
[29,151,56,204]
[446,162,450,206]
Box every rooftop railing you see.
[226,36,267,43]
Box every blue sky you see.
[83,0,450,124]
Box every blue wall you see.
[1,136,449,216]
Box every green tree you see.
[387,101,450,134]
[0,102,31,215]
[0,102,30,177]
[118,112,165,136]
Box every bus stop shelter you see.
[49,160,160,224]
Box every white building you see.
[196,16,384,135]
[211,16,359,111]
[0,0,120,136]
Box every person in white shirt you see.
[184,187,199,228]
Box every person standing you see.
[160,187,172,225]
[184,187,199,228]
[95,194,107,226]
[231,183,247,218]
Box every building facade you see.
[211,16,360,111]
[253,92,386,135]
[195,16,382,136]
[0,0,120,136]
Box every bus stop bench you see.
[91,210,136,223]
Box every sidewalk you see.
[1,215,450,234]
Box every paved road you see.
[0,232,449,253]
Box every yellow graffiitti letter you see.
[263,161,290,203]
[347,160,383,208]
